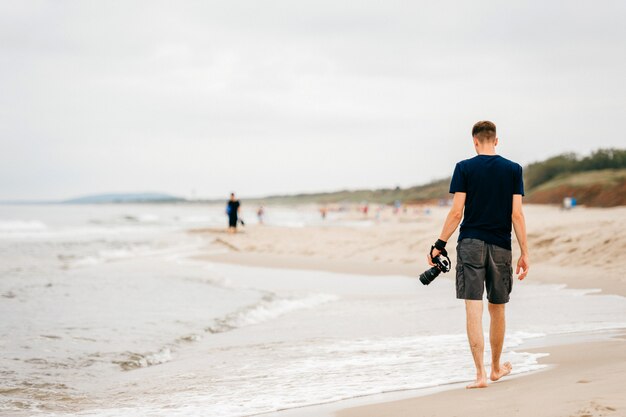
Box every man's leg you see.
[465,300,488,388]
[488,302,512,381]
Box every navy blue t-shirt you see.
[449,155,524,250]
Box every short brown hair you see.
[472,121,496,142]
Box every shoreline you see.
[200,250,626,417]
[199,250,626,297]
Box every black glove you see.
[430,239,447,258]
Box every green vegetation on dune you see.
[531,168,626,192]
[524,149,626,207]
[525,148,626,189]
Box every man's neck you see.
[476,147,497,156]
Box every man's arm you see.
[428,192,465,265]
[512,194,529,280]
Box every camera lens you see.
[419,266,441,285]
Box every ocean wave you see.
[113,348,172,371]
[122,214,160,223]
[59,246,151,268]
[0,225,162,240]
[180,274,233,289]
[0,220,47,232]
[177,334,203,343]
[61,242,204,268]
[47,331,550,417]
[177,215,213,224]
[206,292,339,333]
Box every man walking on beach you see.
[428,121,529,388]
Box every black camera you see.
[419,252,452,285]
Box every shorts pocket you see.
[457,239,484,268]
[491,245,512,264]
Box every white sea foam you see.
[34,331,549,417]
[0,224,156,240]
[136,213,160,223]
[178,215,213,223]
[113,348,172,370]
[207,292,339,333]
[0,220,47,232]
[65,241,205,268]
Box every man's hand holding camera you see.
[427,239,446,267]
[420,239,451,285]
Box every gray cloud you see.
[1,1,625,199]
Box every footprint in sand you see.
[576,401,617,417]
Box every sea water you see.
[1,204,625,417]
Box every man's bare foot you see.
[466,375,488,389]
[490,362,512,382]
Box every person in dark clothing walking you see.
[226,193,241,233]
[427,121,529,389]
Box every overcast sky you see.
[1,1,625,200]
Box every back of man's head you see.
[472,121,497,143]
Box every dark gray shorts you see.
[456,238,512,304]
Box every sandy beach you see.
[193,204,626,417]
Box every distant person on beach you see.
[257,206,265,224]
[226,193,241,233]
[427,121,529,389]
[562,196,576,210]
